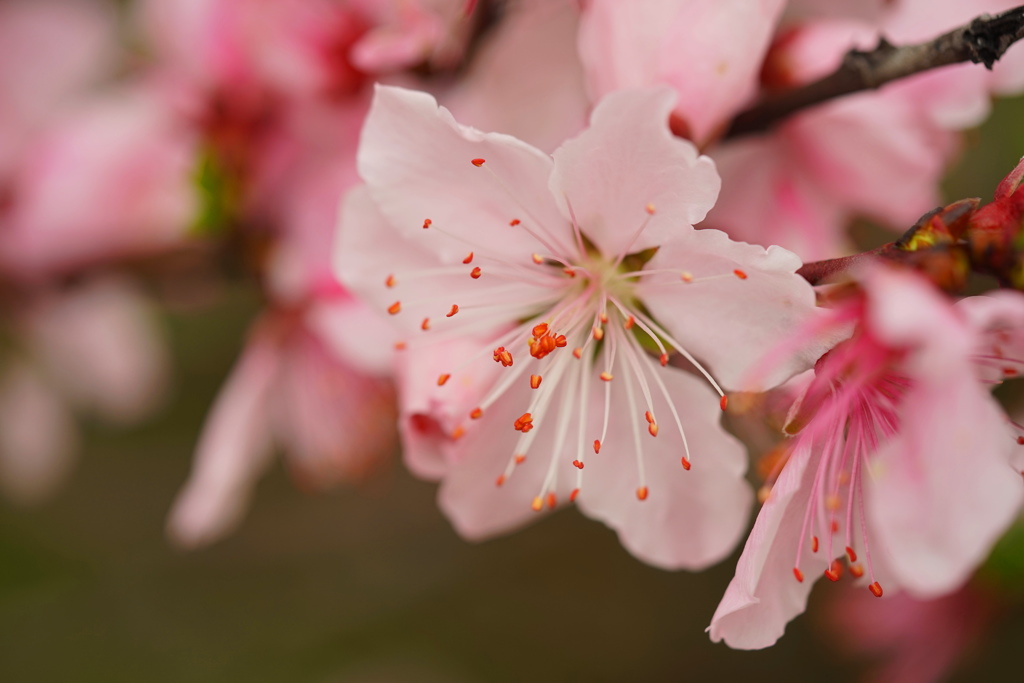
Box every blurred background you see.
[3,0,1024,680]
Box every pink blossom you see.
[336,85,819,568]
[578,0,786,146]
[709,267,1023,649]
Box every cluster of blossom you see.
[3,0,1024,664]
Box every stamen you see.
[599,372,613,382]
[447,305,459,317]
[530,374,542,389]
[470,267,482,279]
[437,373,451,386]
[394,341,407,351]
[423,219,432,229]
[593,440,601,454]
[510,218,521,226]
[493,346,514,367]
[868,582,883,598]
[470,408,483,419]
[386,274,396,287]
[471,158,485,167]
[793,568,805,583]
[388,301,401,315]
[531,496,543,511]
[421,318,430,331]
[463,252,474,264]
[513,413,534,432]
[733,269,748,280]
[636,486,649,501]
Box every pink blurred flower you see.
[336,85,820,568]
[709,267,1023,649]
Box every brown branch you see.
[726,5,1024,139]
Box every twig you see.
[726,5,1024,138]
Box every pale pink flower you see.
[709,267,1023,649]
[336,85,819,568]
[578,0,786,146]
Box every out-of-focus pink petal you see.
[27,278,170,423]
[549,87,720,258]
[708,442,820,649]
[444,0,588,154]
[0,361,78,506]
[578,0,785,145]
[957,291,1024,384]
[576,360,752,570]
[166,330,279,549]
[637,228,819,390]
[0,88,197,279]
[357,85,571,264]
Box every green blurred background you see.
[2,97,1024,683]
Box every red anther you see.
[831,520,840,533]
[645,203,656,215]
[636,486,649,501]
[463,252,474,264]
[599,313,609,324]
[388,301,402,315]
[437,373,451,386]
[825,567,840,582]
[827,560,843,582]
[648,422,659,437]
[644,411,654,424]
[530,496,543,511]
[385,274,396,288]
[720,395,729,411]
[573,347,583,359]
[599,371,613,382]
[572,460,584,469]
[1003,367,1018,377]
[733,269,748,280]
[470,408,483,420]
[593,440,601,454]
[570,488,580,502]
[846,546,858,563]
[513,413,534,432]
[470,267,482,279]
[394,341,407,351]
[680,457,691,470]
[793,568,805,583]
[812,536,819,553]
[492,346,513,367]
[547,493,557,509]
[421,318,430,331]
[510,218,521,226]
[593,327,604,341]
[624,315,635,330]
[471,158,485,167]
[659,353,668,367]
[532,253,544,264]
[554,335,567,348]
[422,219,432,229]
[451,426,465,440]
[530,374,542,389]
[447,305,459,317]
[1018,436,1024,445]
[564,268,577,278]
[868,582,884,598]
[680,271,694,283]
[849,564,865,578]
[495,474,506,487]
[514,454,526,465]
[531,334,558,359]
[532,323,549,338]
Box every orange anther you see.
[733,269,748,280]
[388,301,401,315]
[446,305,459,317]
[645,203,656,215]
[530,375,542,389]
[530,496,543,511]
[394,341,407,351]
[680,457,691,470]
[573,460,584,469]
[573,348,583,359]
[648,422,659,437]
[513,413,534,432]
[593,440,601,454]
[593,327,604,341]
[532,253,544,265]
[471,158,485,167]
[422,218,432,229]
[564,268,577,278]
[659,353,669,367]
[825,494,841,511]
[811,536,819,553]
[868,582,883,598]
[510,218,521,226]
[463,252,474,264]
[720,395,729,411]
[846,546,858,563]
[681,271,694,283]
[495,474,506,487]
[437,373,451,386]
[470,267,482,279]
[421,318,430,331]
[599,371,613,382]
[470,408,483,420]
[385,274,396,288]
[825,567,840,582]
[636,486,649,501]
[599,313,608,324]
[793,568,805,583]
[493,346,513,367]
[554,335,567,348]
[849,564,865,578]
[547,493,557,509]
[451,426,465,440]
[569,488,580,502]
[825,560,843,582]
[624,315,635,330]
[514,454,526,465]
[532,323,549,338]
[644,411,654,424]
